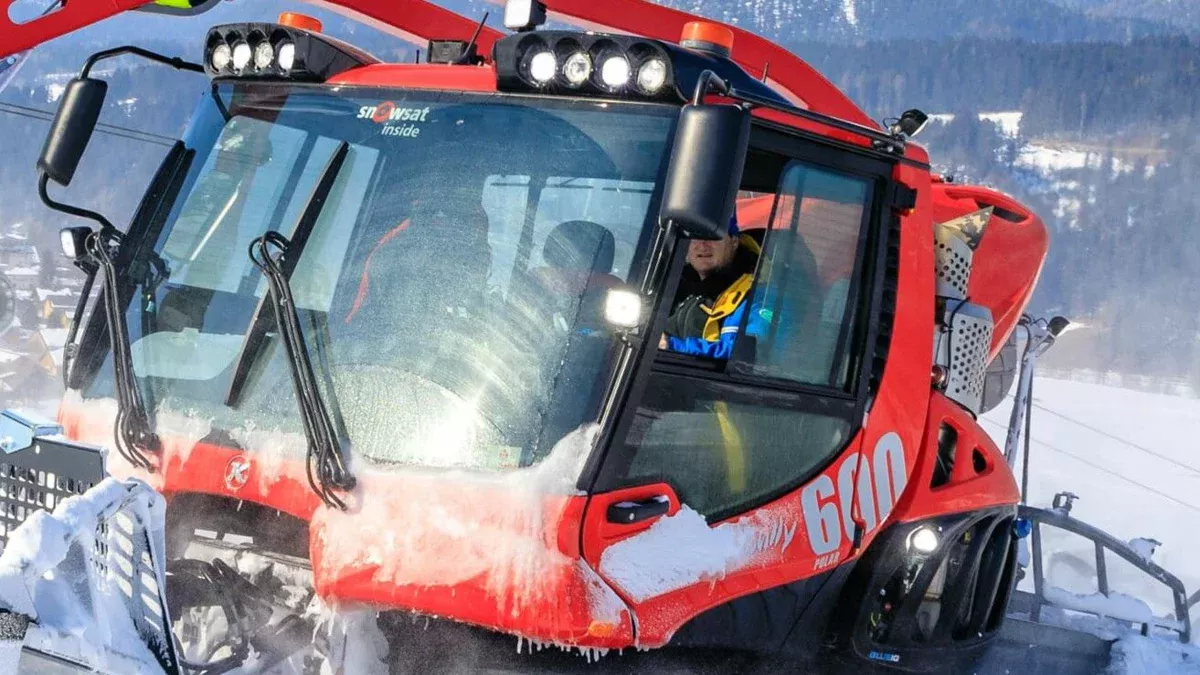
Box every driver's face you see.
[687,232,738,279]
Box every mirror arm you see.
[691,69,730,105]
[38,173,116,234]
[80,46,203,78]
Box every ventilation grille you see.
[870,212,902,394]
[936,300,994,415]
[935,234,972,299]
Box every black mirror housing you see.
[660,103,750,240]
[37,77,107,187]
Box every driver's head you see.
[687,214,740,280]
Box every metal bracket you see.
[887,182,918,212]
[0,410,63,455]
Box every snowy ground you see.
[980,377,1200,673]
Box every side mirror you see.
[660,103,750,240]
[37,77,108,187]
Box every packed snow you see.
[598,505,759,602]
[0,478,170,673]
[981,375,1200,673]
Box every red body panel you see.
[328,63,499,91]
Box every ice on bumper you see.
[0,478,174,673]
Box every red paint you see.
[891,392,1021,522]
[329,64,500,92]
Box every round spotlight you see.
[210,43,232,72]
[231,41,252,71]
[599,54,631,89]
[604,289,643,329]
[528,50,557,85]
[562,52,592,87]
[636,58,668,93]
[276,42,296,71]
[908,526,940,554]
[253,42,274,70]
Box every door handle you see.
[606,495,670,524]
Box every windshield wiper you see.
[87,226,162,469]
[240,141,355,509]
[41,172,161,470]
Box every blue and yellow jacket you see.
[665,235,768,359]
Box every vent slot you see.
[932,424,957,488]
[973,448,988,474]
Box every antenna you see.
[457,11,490,65]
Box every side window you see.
[604,150,880,518]
[620,374,853,517]
[734,162,871,390]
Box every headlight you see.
[637,58,668,93]
[253,42,274,70]
[908,526,940,554]
[60,227,92,261]
[204,20,378,82]
[494,32,676,101]
[599,54,631,89]
[562,52,591,87]
[231,41,252,71]
[527,50,557,85]
[604,288,643,329]
[276,41,296,71]
[210,43,232,72]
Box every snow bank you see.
[1109,633,1200,675]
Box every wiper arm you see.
[226,142,348,408]
[241,142,355,509]
[85,227,161,470]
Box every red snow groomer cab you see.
[7,0,1048,671]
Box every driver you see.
[659,214,765,359]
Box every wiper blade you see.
[226,142,347,408]
[86,228,161,470]
[241,142,355,509]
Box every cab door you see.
[579,127,909,648]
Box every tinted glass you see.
[85,84,676,472]
[620,373,852,516]
[734,162,871,389]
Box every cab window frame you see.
[584,120,898,523]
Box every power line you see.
[1031,401,1200,477]
[979,416,1200,514]
[0,101,176,148]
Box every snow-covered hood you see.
[57,396,634,649]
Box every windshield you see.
[82,83,677,472]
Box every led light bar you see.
[493,30,791,108]
[204,22,379,82]
[494,32,677,101]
